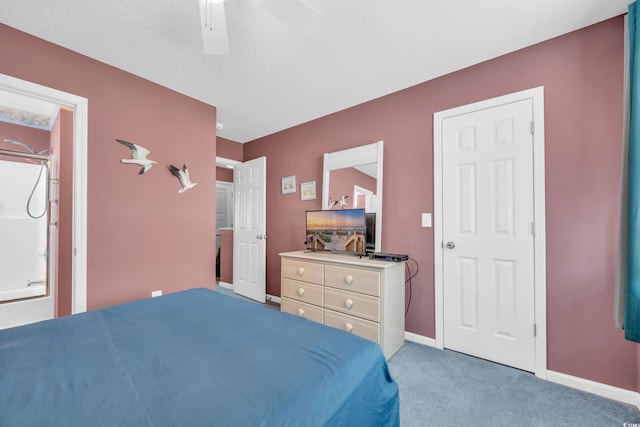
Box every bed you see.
[0,288,399,426]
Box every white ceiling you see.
[0,0,629,143]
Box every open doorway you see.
[215,181,233,277]
[0,73,88,328]
[215,156,239,283]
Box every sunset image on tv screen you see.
[305,209,366,254]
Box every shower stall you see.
[0,145,56,307]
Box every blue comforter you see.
[0,288,399,426]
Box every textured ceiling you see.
[0,0,629,142]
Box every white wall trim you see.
[218,281,234,289]
[432,86,547,378]
[216,156,240,169]
[547,370,640,409]
[217,281,280,305]
[266,294,281,304]
[0,73,88,315]
[404,331,438,348]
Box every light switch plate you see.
[421,213,432,228]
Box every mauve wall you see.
[244,16,638,391]
[329,167,376,209]
[0,25,217,309]
[216,136,243,182]
[55,110,74,316]
[0,122,50,155]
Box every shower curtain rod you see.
[0,148,49,161]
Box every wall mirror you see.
[322,141,383,253]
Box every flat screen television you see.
[365,212,376,254]
[306,209,367,255]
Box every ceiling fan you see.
[198,0,321,55]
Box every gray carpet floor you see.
[388,341,640,427]
[215,286,640,426]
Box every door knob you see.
[256,234,268,240]
[445,241,455,249]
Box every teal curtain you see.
[615,13,629,330]
[625,2,640,343]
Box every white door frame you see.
[0,73,88,315]
[433,87,547,378]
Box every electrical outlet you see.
[151,290,162,297]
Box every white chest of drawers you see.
[280,250,405,360]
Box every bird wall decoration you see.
[168,164,198,193]
[116,139,157,174]
[328,195,349,209]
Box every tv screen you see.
[365,212,376,254]
[306,209,366,254]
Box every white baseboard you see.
[266,294,281,304]
[402,332,640,409]
[547,370,640,409]
[404,331,438,348]
[216,283,280,305]
[217,281,233,290]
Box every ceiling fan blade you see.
[199,0,229,55]
[256,0,321,38]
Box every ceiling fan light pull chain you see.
[203,0,212,30]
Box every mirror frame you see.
[322,140,383,253]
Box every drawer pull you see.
[344,323,354,333]
[345,274,354,285]
[344,299,354,309]
[297,287,305,297]
[297,308,305,317]
[297,267,305,276]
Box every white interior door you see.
[233,157,266,303]
[440,97,537,372]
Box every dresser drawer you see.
[282,278,324,306]
[324,287,380,322]
[324,265,380,297]
[281,298,323,324]
[282,258,324,285]
[324,310,380,344]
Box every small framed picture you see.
[281,175,296,194]
[300,181,316,201]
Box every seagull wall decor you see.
[168,164,198,193]
[328,195,349,209]
[116,139,157,174]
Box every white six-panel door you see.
[233,157,266,303]
[438,93,541,373]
